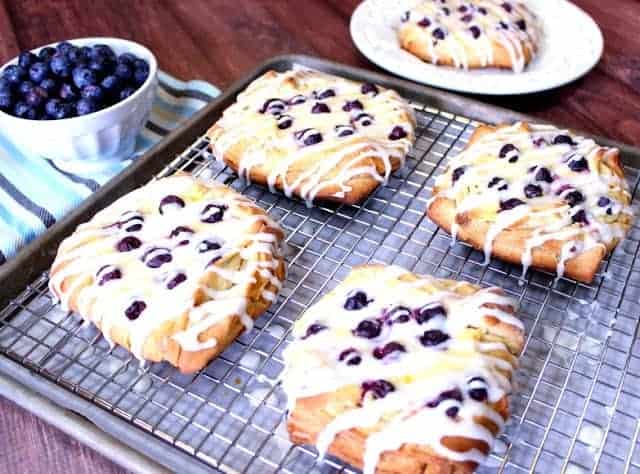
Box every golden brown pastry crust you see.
[284,264,524,474]
[207,69,416,205]
[427,123,633,284]
[50,174,286,373]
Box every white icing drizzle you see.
[208,69,416,206]
[282,265,522,472]
[399,0,541,73]
[434,122,634,279]
[49,175,284,361]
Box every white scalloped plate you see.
[350,0,603,95]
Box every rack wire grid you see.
[1,100,640,474]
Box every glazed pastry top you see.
[208,69,416,206]
[282,265,523,473]
[399,0,541,71]
[433,122,634,278]
[49,175,284,359]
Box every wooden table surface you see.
[1,1,639,473]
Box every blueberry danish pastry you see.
[49,174,285,373]
[283,264,523,474]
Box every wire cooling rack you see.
[1,101,640,474]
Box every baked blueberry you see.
[361,83,379,96]
[470,26,481,39]
[116,236,142,252]
[197,239,222,253]
[501,2,513,12]
[415,303,446,324]
[96,265,122,286]
[294,128,323,147]
[452,166,466,183]
[353,112,374,127]
[124,300,146,320]
[353,319,382,339]
[564,190,585,207]
[467,376,488,402]
[276,114,293,129]
[418,17,431,27]
[388,126,407,140]
[500,198,525,211]
[461,13,473,23]
[386,306,412,324]
[420,329,450,347]
[373,341,406,360]
[342,99,363,112]
[516,19,527,30]
[478,7,488,14]
[361,379,395,401]
[524,184,543,199]
[159,195,185,214]
[141,247,172,268]
[200,203,227,223]
[344,290,371,310]
[568,157,589,172]
[426,388,463,407]
[488,177,502,188]
[169,225,194,245]
[535,167,553,183]
[432,28,446,40]
[76,98,98,116]
[597,196,611,207]
[335,124,355,138]
[553,134,576,146]
[303,323,327,339]
[339,348,362,366]
[166,272,187,290]
[571,209,589,225]
[315,88,335,100]
[260,98,287,115]
[288,94,307,105]
[311,102,330,114]
[533,137,548,147]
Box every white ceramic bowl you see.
[0,37,157,166]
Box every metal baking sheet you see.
[1,55,639,474]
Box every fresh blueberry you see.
[14,101,37,119]
[76,98,98,116]
[18,51,37,70]
[338,348,362,366]
[361,379,395,401]
[72,67,97,89]
[18,80,35,96]
[115,62,133,81]
[50,53,73,78]
[524,184,543,199]
[418,17,431,27]
[38,47,56,61]
[56,41,74,55]
[45,99,63,118]
[3,65,26,85]
[0,77,13,93]
[344,290,371,310]
[353,319,382,339]
[470,26,482,38]
[303,323,327,339]
[159,195,185,214]
[388,126,407,140]
[535,167,553,183]
[0,91,13,112]
[568,157,589,172]
[88,57,115,76]
[91,44,116,61]
[96,265,122,286]
[134,59,149,73]
[200,203,227,223]
[315,88,335,100]
[571,210,589,225]
[59,83,78,101]
[28,62,49,83]
[500,198,525,211]
[101,75,122,97]
[118,53,138,65]
[342,100,363,112]
[141,247,172,268]
[68,46,89,64]
[25,86,47,108]
[119,87,136,101]
[564,190,585,207]
[167,272,187,290]
[81,84,105,103]
[416,303,446,324]
[372,342,406,360]
[39,78,57,95]
[116,235,142,252]
[276,114,293,129]
[452,166,466,183]
[124,300,146,320]
[386,306,411,324]
[361,83,379,96]
[432,28,446,40]
[598,196,611,207]
[311,102,330,114]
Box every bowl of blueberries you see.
[0,37,157,166]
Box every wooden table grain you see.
[0,1,639,473]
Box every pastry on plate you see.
[428,122,634,283]
[282,264,523,474]
[49,174,285,373]
[206,69,416,206]
[398,0,541,72]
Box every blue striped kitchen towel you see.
[0,71,219,265]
